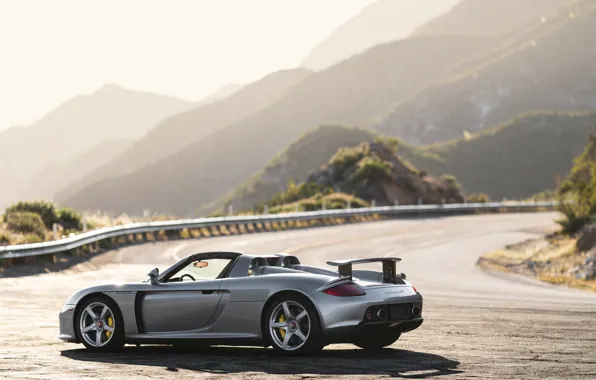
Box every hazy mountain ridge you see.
[301,0,459,70]
[0,85,194,209]
[19,139,134,203]
[414,0,574,36]
[54,68,312,203]
[61,33,510,215]
[375,2,596,145]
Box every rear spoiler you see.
[326,257,403,284]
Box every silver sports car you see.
[59,251,423,355]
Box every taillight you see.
[323,283,366,297]
[412,286,418,293]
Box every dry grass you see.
[478,235,596,292]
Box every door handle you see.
[202,290,214,294]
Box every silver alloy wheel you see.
[269,300,311,351]
[79,301,115,348]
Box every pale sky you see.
[0,0,425,130]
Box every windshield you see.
[164,258,234,282]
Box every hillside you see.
[301,0,459,70]
[375,1,596,145]
[263,141,464,213]
[215,112,596,212]
[195,83,245,107]
[0,85,193,209]
[54,69,311,203]
[61,32,512,216]
[18,139,134,203]
[409,111,596,200]
[414,0,573,36]
[209,125,378,213]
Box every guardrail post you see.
[371,199,376,208]
[52,223,58,240]
[264,205,268,215]
[394,198,399,206]
[228,205,233,216]
[83,220,87,232]
[347,200,351,209]
[418,198,422,205]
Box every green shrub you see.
[349,156,392,183]
[556,129,596,233]
[0,231,11,245]
[330,146,363,169]
[4,200,58,229]
[57,207,82,230]
[6,212,46,237]
[21,233,45,244]
[468,193,490,203]
[440,174,461,189]
[556,199,593,235]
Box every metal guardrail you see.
[0,201,559,259]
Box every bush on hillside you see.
[267,180,331,207]
[467,193,490,203]
[440,174,461,189]
[349,156,393,184]
[6,212,46,238]
[4,200,58,229]
[330,145,364,170]
[0,231,11,245]
[57,207,83,230]
[557,128,596,234]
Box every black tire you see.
[74,295,125,352]
[262,293,324,356]
[353,332,401,351]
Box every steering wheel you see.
[180,274,196,281]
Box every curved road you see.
[1,212,595,379]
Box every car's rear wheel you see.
[75,295,125,352]
[353,332,401,350]
[263,294,323,356]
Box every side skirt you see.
[124,336,265,347]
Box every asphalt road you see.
[1,212,595,379]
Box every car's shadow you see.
[61,345,461,378]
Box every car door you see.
[136,279,223,333]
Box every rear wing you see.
[326,257,403,284]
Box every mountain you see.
[19,139,134,203]
[210,125,378,213]
[301,0,460,70]
[264,140,464,212]
[375,1,596,145]
[61,32,511,216]
[407,111,596,200]
[414,0,574,36]
[216,112,596,212]
[0,85,193,209]
[55,69,312,203]
[196,83,245,106]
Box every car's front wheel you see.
[353,331,401,350]
[263,294,323,355]
[74,295,125,352]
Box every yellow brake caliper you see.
[106,316,113,338]
[279,313,286,339]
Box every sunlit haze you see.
[0,0,439,130]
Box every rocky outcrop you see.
[305,142,464,206]
[577,222,596,252]
[569,247,596,280]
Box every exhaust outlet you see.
[411,305,422,317]
[376,308,386,320]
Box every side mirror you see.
[148,268,159,285]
